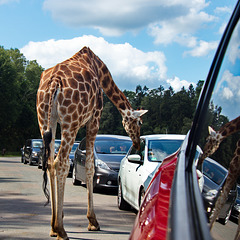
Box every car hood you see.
[96,153,125,171]
[203,175,221,193]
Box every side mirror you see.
[127,154,142,165]
[81,150,86,155]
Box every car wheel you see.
[38,159,42,169]
[29,156,33,165]
[117,180,130,210]
[219,207,232,225]
[139,188,145,207]
[72,164,81,185]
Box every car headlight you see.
[235,204,240,212]
[204,189,218,200]
[32,152,38,157]
[95,159,110,170]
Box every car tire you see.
[29,156,33,165]
[72,164,81,185]
[118,180,131,210]
[139,188,145,207]
[219,207,232,225]
[38,160,42,169]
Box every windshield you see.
[95,140,132,154]
[32,140,43,148]
[70,143,78,154]
[203,160,227,185]
[148,139,183,162]
[55,141,61,150]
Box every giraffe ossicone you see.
[36,46,147,240]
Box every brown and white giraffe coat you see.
[37,47,147,240]
[199,116,240,240]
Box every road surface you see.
[0,157,238,240]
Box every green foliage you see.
[0,47,43,152]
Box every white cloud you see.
[43,0,212,40]
[227,24,240,64]
[20,35,168,90]
[222,87,233,99]
[213,70,240,120]
[149,7,215,45]
[184,40,218,57]
[214,6,232,14]
[167,76,195,92]
[43,0,190,36]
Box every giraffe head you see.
[122,109,148,150]
[200,126,222,161]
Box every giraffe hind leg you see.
[85,117,101,231]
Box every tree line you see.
[0,46,238,171]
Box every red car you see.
[129,1,240,240]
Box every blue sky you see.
[0,0,238,98]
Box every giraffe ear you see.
[133,110,148,118]
[208,126,216,136]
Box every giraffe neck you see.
[75,47,133,117]
[219,115,240,139]
[94,55,133,117]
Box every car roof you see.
[95,134,131,141]
[141,134,186,141]
[204,157,228,173]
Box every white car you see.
[117,134,185,211]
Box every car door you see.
[77,138,87,182]
[24,139,31,161]
[124,140,146,209]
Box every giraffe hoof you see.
[49,229,57,237]
[88,223,100,231]
[56,236,69,240]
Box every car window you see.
[129,140,145,160]
[79,138,86,151]
[71,143,78,154]
[55,141,61,151]
[147,139,183,162]
[95,140,132,155]
[192,16,240,239]
[203,160,227,185]
[32,140,43,148]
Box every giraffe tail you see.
[42,129,52,206]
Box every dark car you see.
[129,2,240,240]
[202,157,237,225]
[38,139,61,169]
[68,142,79,176]
[23,139,43,165]
[231,185,240,220]
[72,135,132,190]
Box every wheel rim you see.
[72,165,76,183]
[118,183,122,206]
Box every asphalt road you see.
[0,157,238,240]
[0,157,136,240]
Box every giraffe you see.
[36,46,147,240]
[199,116,240,240]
